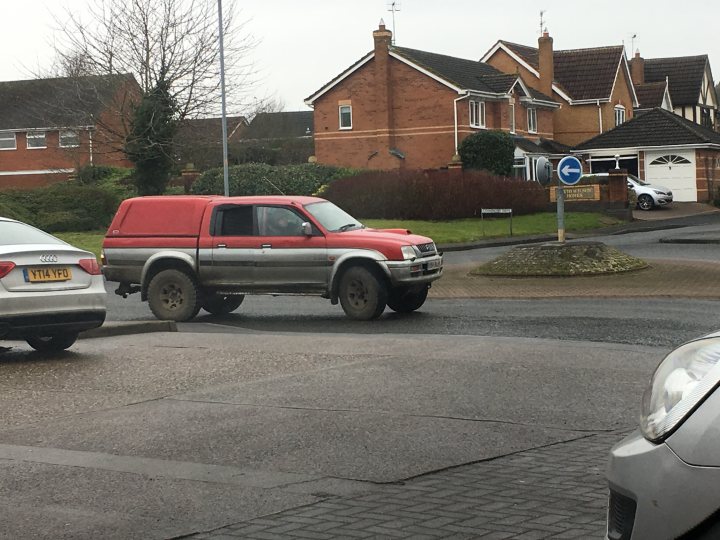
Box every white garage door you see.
[644,150,697,202]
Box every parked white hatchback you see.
[0,217,106,352]
[627,174,673,211]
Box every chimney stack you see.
[373,19,393,57]
[629,50,645,86]
[538,31,554,97]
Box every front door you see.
[254,205,328,293]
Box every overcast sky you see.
[4,1,719,113]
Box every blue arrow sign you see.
[557,155,583,186]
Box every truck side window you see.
[257,206,305,236]
[218,205,254,236]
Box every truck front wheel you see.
[202,294,245,315]
[387,285,429,313]
[147,269,201,322]
[338,266,387,321]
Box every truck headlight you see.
[401,246,418,260]
[640,336,720,442]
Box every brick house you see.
[574,107,720,202]
[481,34,639,149]
[629,52,718,130]
[304,23,558,171]
[0,73,141,189]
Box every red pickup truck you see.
[102,195,443,321]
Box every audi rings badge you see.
[39,255,58,263]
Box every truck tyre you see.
[147,269,201,322]
[26,333,79,352]
[387,285,429,313]
[338,266,387,321]
[202,294,245,315]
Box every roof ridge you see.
[645,54,708,62]
[555,45,624,54]
[392,46,485,65]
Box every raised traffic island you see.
[473,241,648,277]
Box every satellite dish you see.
[535,156,553,186]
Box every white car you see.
[0,217,106,352]
[607,330,720,539]
[626,174,673,211]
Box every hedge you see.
[320,169,548,220]
[190,163,361,197]
[0,182,121,232]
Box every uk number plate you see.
[24,267,72,283]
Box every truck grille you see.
[417,242,436,256]
[607,489,636,540]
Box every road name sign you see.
[557,156,583,186]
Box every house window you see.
[27,131,46,149]
[650,155,691,166]
[701,107,712,128]
[509,103,516,134]
[513,156,527,180]
[0,131,16,150]
[614,106,626,127]
[469,100,486,128]
[59,130,80,148]
[527,108,537,133]
[339,105,352,130]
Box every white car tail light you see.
[0,262,16,278]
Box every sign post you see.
[556,155,583,243]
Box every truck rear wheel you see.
[338,266,387,321]
[387,285,428,313]
[202,294,245,315]
[147,269,201,322]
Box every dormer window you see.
[469,100,486,128]
[615,105,626,127]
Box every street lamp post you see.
[217,0,230,197]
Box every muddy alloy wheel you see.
[338,266,387,321]
[387,285,429,313]
[147,269,201,322]
[637,194,654,211]
[25,333,79,352]
[202,294,245,315]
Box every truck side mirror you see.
[301,222,313,236]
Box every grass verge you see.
[363,212,621,244]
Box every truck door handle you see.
[216,243,227,248]
[261,244,272,249]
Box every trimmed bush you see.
[0,182,121,232]
[458,131,515,176]
[320,169,548,220]
[191,163,361,197]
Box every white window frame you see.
[527,108,537,134]
[509,102,516,134]
[469,100,486,128]
[26,131,46,149]
[615,105,626,127]
[59,129,80,148]
[339,105,352,130]
[0,131,16,150]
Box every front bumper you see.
[384,254,443,286]
[606,431,720,539]
[654,196,673,206]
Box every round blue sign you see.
[557,156,583,186]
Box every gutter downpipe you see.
[454,92,469,153]
[597,99,603,134]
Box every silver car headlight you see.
[653,190,665,195]
[401,246,418,260]
[640,336,720,443]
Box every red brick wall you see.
[695,149,720,202]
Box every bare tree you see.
[53,0,258,120]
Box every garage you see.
[644,150,696,202]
